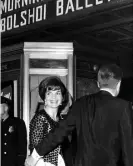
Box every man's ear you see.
[116,80,121,90]
[97,81,100,88]
[118,80,121,87]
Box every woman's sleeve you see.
[35,98,81,156]
[29,114,47,153]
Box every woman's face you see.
[45,89,63,108]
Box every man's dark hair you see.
[98,64,123,88]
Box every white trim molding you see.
[29,68,68,76]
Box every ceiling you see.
[1,1,133,77]
[44,4,133,50]
[33,1,133,77]
[41,3,133,60]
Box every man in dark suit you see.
[26,64,133,166]
[0,96,27,166]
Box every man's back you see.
[74,90,133,166]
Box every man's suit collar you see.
[99,90,113,96]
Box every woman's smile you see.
[45,89,63,108]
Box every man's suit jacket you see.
[35,91,133,166]
[1,117,27,166]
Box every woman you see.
[29,76,69,166]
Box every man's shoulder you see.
[74,94,95,106]
[74,93,130,109]
[75,95,90,103]
[113,97,129,105]
[11,117,26,126]
[8,116,20,122]
[13,117,24,121]
[116,97,128,102]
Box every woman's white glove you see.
[25,155,38,166]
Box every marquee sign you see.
[0,0,125,35]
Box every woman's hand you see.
[25,155,38,166]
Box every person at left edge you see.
[0,96,27,166]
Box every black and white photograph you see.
[1,0,133,166]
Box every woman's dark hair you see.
[39,76,69,114]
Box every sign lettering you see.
[1,0,113,33]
